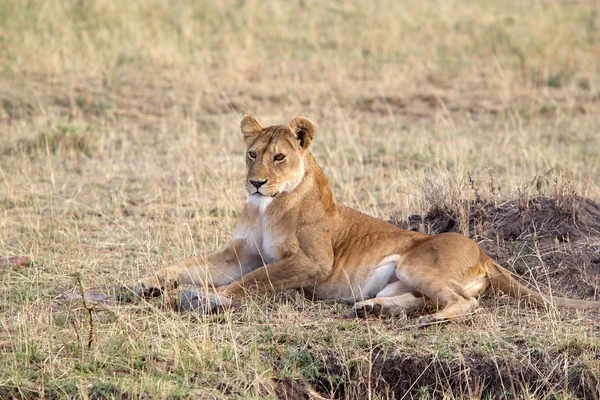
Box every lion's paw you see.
[417,314,444,326]
[352,300,383,318]
[131,278,165,298]
[180,290,232,314]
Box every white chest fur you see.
[260,228,280,264]
[247,195,273,213]
[233,196,281,264]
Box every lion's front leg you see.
[131,239,260,298]
[170,249,331,313]
[218,251,331,301]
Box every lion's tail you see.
[485,259,600,309]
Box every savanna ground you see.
[1,1,600,398]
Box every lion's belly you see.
[310,255,400,303]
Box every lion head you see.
[240,115,315,200]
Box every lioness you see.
[133,115,600,323]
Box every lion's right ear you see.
[240,115,263,145]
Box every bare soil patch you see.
[308,346,600,399]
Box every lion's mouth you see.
[252,190,280,198]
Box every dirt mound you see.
[310,348,599,399]
[391,195,600,300]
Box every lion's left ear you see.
[288,116,315,150]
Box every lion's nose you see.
[249,179,268,189]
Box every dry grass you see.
[1,1,599,398]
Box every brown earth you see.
[305,347,600,399]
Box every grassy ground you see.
[1,1,599,398]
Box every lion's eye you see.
[248,151,257,159]
[274,153,285,162]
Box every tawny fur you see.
[132,115,600,323]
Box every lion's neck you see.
[304,153,337,215]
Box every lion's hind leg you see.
[396,235,490,324]
[416,274,486,325]
[396,264,484,325]
[352,281,427,318]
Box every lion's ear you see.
[240,115,263,145]
[288,116,315,150]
